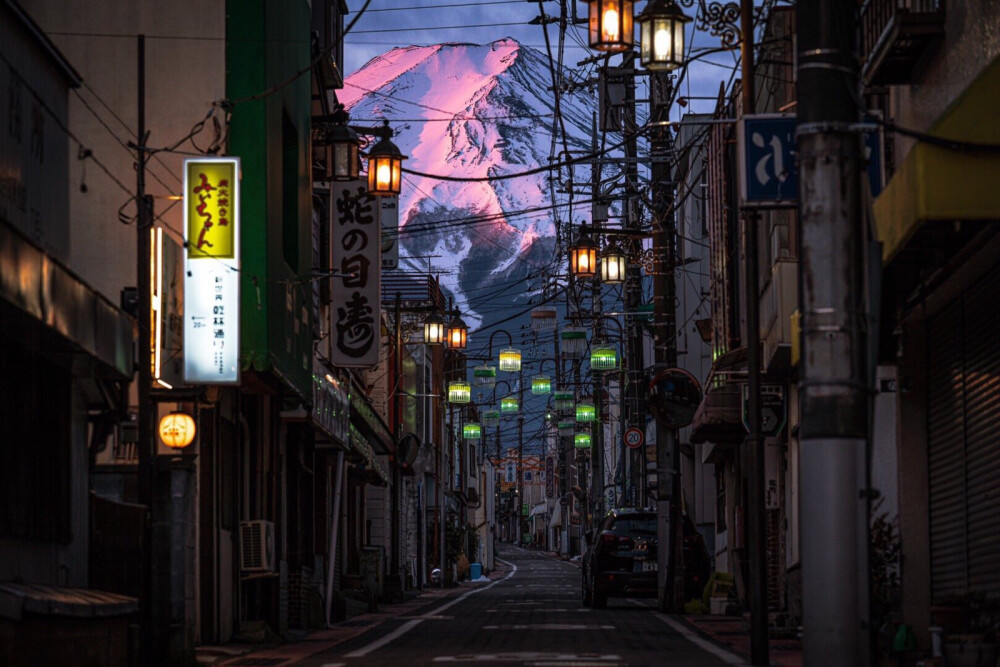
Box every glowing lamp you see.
[591,342,619,371]
[159,411,196,449]
[423,313,446,345]
[575,432,592,449]
[560,326,588,358]
[366,121,405,196]
[501,396,519,413]
[484,410,501,428]
[446,315,468,350]
[588,0,634,52]
[498,347,522,372]
[638,0,691,72]
[473,365,497,387]
[464,423,482,440]
[448,381,471,404]
[600,243,627,284]
[569,234,598,278]
[554,391,575,412]
[532,375,552,395]
[576,402,596,423]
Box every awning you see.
[0,222,132,380]
[689,383,745,447]
[874,53,1000,264]
[0,583,137,621]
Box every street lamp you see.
[554,391,576,413]
[448,381,471,404]
[366,120,405,196]
[531,304,558,332]
[576,402,597,423]
[423,313,446,345]
[484,410,501,428]
[637,0,691,71]
[569,234,598,279]
[591,339,620,371]
[446,313,468,350]
[532,375,552,395]
[463,423,482,440]
[498,347,522,372]
[558,420,576,437]
[158,411,196,449]
[501,396,519,413]
[588,0,634,52]
[560,325,589,358]
[600,242,627,284]
[474,365,497,387]
[575,432,592,449]
[325,112,361,182]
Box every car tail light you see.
[600,532,633,548]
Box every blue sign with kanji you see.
[739,114,884,207]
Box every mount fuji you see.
[341,38,597,330]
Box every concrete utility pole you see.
[649,69,682,613]
[737,0,770,662]
[391,294,402,598]
[590,112,605,529]
[796,0,870,663]
[622,51,644,507]
[517,367,525,544]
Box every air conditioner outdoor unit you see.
[239,520,276,573]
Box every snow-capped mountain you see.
[342,38,596,328]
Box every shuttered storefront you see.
[927,263,1000,601]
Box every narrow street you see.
[293,546,739,666]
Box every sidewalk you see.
[678,614,803,667]
[199,570,505,666]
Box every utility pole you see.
[622,51,644,508]
[796,0,869,663]
[391,294,402,598]
[737,0,770,662]
[649,68,682,612]
[517,367,525,544]
[590,112,604,528]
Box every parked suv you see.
[582,508,658,608]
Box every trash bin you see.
[469,563,483,580]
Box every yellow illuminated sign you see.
[185,160,236,259]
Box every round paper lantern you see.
[159,412,196,449]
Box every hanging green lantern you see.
[590,342,619,371]
[575,432,592,449]
[560,326,588,358]
[448,381,470,403]
[463,423,482,440]
[532,375,552,395]
[554,391,575,412]
[473,365,497,387]
[484,410,500,428]
[576,402,596,423]
[558,420,576,437]
[501,396,519,413]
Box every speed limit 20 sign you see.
[623,427,644,449]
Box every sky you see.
[342,0,746,122]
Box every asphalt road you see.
[297,545,742,666]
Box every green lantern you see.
[554,391,575,412]
[463,423,482,440]
[532,375,552,395]
[575,432,592,449]
[576,402,596,423]
[501,396,519,413]
[473,365,497,387]
[448,381,470,404]
[484,410,500,428]
[558,420,576,437]
[590,342,619,371]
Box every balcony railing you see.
[861,0,944,86]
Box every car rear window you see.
[609,516,656,536]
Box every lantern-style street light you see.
[474,365,497,387]
[575,432,592,449]
[532,375,552,395]
[531,304,558,332]
[558,420,576,437]
[576,402,596,423]
[591,339,620,371]
[159,411,196,449]
[423,312,446,345]
[325,108,360,182]
[600,242,627,284]
[560,325,589,358]
[484,410,501,428]
[588,0,634,52]
[366,120,406,196]
[447,313,468,350]
[569,233,598,279]
[554,391,575,413]
[501,396,519,413]
[498,347,522,372]
[637,0,691,71]
[463,423,482,440]
[448,381,471,404]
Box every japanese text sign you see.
[330,181,381,367]
[183,157,240,384]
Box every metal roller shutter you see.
[927,299,967,601]
[962,266,1000,598]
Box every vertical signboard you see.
[330,181,380,367]
[545,457,554,498]
[183,157,240,384]
[380,196,399,270]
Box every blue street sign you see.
[739,114,884,207]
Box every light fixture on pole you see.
[532,375,552,395]
[591,339,620,371]
[423,312,446,345]
[501,396,519,414]
[158,411,196,449]
[473,365,497,387]
[498,347,522,372]
[366,120,405,196]
[484,410,501,428]
[448,381,471,404]
[554,391,576,413]
[446,313,468,350]
[600,242,627,284]
[558,420,576,437]
[588,0,634,52]
[569,233,598,279]
[325,106,360,182]
[560,326,588,358]
[463,423,482,440]
[576,402,596,423]
[530,305,558,332]
[574,432,592,449]
[637,0,691,71]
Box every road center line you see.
[342,559,518,658]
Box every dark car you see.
[582,508,659,608]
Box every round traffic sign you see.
[623,427,644,449]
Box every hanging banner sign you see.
[545,456,555,498]
[330,181,380,367]
[380,196,399,270]
[183,157,240,384]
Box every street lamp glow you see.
[498,347,522,372]
[575,432,592,449]
[159,412,196,449]
[569,234,598,279]
[463,423,482,440]
[588,0,634,52]
[448,381,471,404]
[474,365,497,387]
[423,313,446,345]
[501,396,519,413]
[366,120,405,196]
[532,375,552,395]
[591,342,619,371]
[446,314,468,349]
[638,0,691,71]
[601,243,627,284]
[576,402,596,423]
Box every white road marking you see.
[342,559,518,658]
[653,613,745,665]
[483,624,614,630]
